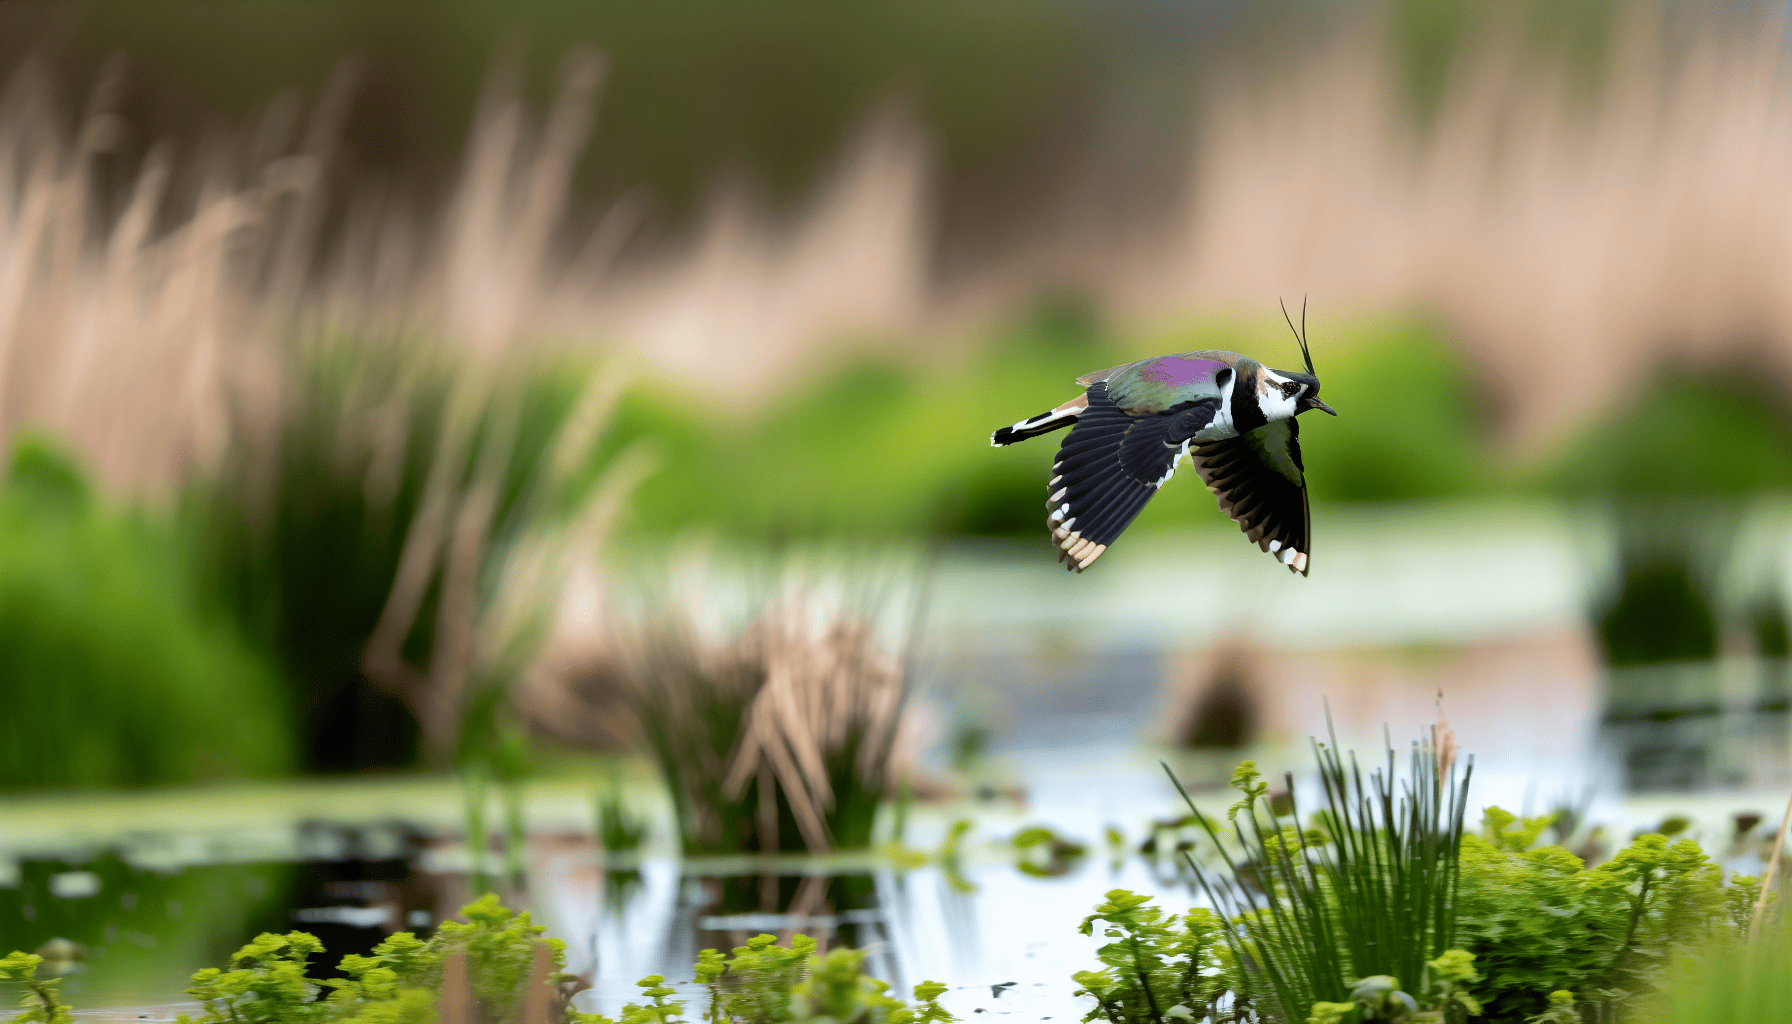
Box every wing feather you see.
[1042,384,1219,571]
[1190,419,1312,575]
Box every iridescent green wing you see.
[1100,351,1242,413]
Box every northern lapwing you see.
[990,304,1337,573]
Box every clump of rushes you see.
[620,596,910,855]
[1170,727,1473,1022]
[602,934,953,1024]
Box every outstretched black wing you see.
[1046,382,1218,571]
[1190,419,1312,575]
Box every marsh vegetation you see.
[6,4,1792,1022]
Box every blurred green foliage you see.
[1551,363,1792,666]
[185,340,615,773]
[184,344,445,773]
[1551,363,1792,497]
[0,436,291,790]
[1595,529,1720,668]
[1637,909,1792,1024]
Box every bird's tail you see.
[989,393,1089,446]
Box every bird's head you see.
[1265,297,1338,420]
[1257,368,1335,421]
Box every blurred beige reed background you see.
[10,9,1792,496]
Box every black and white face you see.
[1259,368,1333,421]
[1257,368,1309,422]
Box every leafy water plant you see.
[598,933,952,1024]
[1013,826,1090,877]
[1453,816,1763,1022]
[1070,890,1228,1023]
[154,894,585,1024]
[1171,728,1472,1022]
[0,951,72,1024]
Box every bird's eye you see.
[1280,381,1301,398]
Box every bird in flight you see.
[989,303,1336,573]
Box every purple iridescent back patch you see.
[1140,357,1227,387]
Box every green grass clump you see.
[1071,887,1485,1024]
[1173,730,1472,1022]
[0,435,290,789]
[187,339,629,771]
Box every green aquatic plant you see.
[1070,890,1227,1024]
[1013,826,1090,877]
[181,932,331,1024]
[600,975,686,1024]
[600,934,952,1024]
[1069,890,1486,1024]
[1172,728,1472,1022]
[0,951,73,1024]
[939,818,976,893]
[1453,822,1762,1022]
[159,895,585,1024]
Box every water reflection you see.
[1601,659,1792,792]
[546,850,1196,1019]
[0,823,455,1007]
[0,855,293,1007]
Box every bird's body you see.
[990,331,1336,573]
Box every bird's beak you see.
[1303,396,1338,416]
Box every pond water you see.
[8,711,1787,1022]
